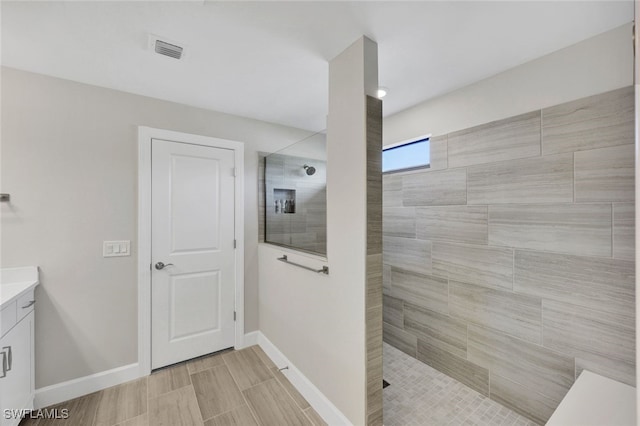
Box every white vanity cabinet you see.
[0,267,38,426]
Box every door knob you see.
[155,262,174,270]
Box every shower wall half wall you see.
[382,87,635,424]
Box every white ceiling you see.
[1,1,633,131]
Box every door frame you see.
[137,126,245,376]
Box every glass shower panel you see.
[264,131,327,255]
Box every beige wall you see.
[384,23,634,145]
[0,67,312,388]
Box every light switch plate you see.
[103,240,131,257]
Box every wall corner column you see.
[327,35,382,425]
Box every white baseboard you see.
[255,332,352,426]
[34,363,141,409]
[241,330,260,348]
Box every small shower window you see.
[382,137,430,173]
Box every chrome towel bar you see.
[277,255,329,275]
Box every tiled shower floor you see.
[383,343,539,426]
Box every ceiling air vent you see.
[148,34,185,60]
[155,40,183,59]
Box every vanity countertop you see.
[0,266,39,308]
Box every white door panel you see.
[170,154,221,253]
[151,139,235,369]
[169,271,220,340]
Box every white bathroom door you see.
[151,138,236,369]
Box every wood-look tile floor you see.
[20,346,326,426]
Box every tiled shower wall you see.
[366,95,384,426]
[382,86,635,424]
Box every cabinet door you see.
[0,312,32,426]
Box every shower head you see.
[303,164,316,176]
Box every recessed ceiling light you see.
[377,87,388,99]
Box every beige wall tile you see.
[383,263,392,296]
[383,173,403,191]
[488,204,612,257]
[368,203,383,256]
[467,153,573,204]
[366,98,384,426]
[383,185,404,207]
[429,135,448,171]
[432,242,513,290]
[366,305,384,362]
[613,202,635,260]
[402,168,467,206]
[367,254,383,310]
[366,353,383,426]
[468,325,574,402]
[390,268,448,315]
[383,294,404,328]
[404,302,467,358]
[490,373,557,424]
[448,111,541,168]
[515,250,634,318]
[417,339,489,396]
[542,86,634,155]
[575,144,634,202]
[383,321,417,358]
[543,299,635,385]
[383,236,431,275]
[449,281,542,344]
[383,207,416,238]
[367,94,383,255]
[416,206,488,244]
